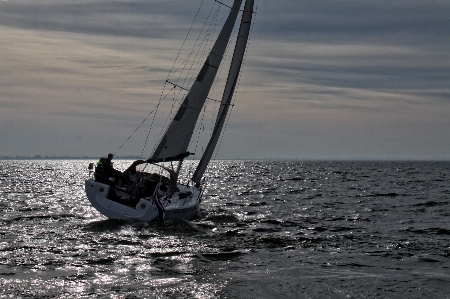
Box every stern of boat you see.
[84,180,160,221]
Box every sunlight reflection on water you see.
[0,160,449,298]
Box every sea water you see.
[0,160,449,298]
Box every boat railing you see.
[88,163,94,180]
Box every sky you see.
[1,0,449,160]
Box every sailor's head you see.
[108,153,114,160]
[97,157,106,165]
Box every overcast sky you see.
[1,0,449,160]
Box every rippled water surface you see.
[0,160,449,298]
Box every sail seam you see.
[205,63,219,69]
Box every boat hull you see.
[85,180,201,221]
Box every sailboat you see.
[84,0,254,221]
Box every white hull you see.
[85,180,201,221]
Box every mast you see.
[149,0,244,163]
[192,0,254,184]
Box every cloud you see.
[256,1,450,44]
[0,0,224,38]
[1,0,449,159]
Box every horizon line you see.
[0,155,449,162]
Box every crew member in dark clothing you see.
[94,157,109,184]
[104,153,131,185]
[94,157,122,201]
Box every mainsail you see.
[192,0,254,184]
[150,0,244,163]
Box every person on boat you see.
[104,153,131,185]
[94,157,123,202]
[94,157,109,184]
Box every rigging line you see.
[173,13,217,80]
[214,0,231,9]
[148,0,216,154]
[186,14,236,160]
[204,8,241,159]
[192,97,209,157]
[165,80,221,103]
[195,25,237,162]
[143,84,177,158]
[170,3,220,103]
[171,3,220,87]
[177,3,220,99]
[161,89,181,136]
[166,0,207,80]
[150,2,220,155]
[116,4,222,157]
[215,0,258,14]
[213,1,257,162]
[196,13,236,157]
[210,2,245,103]
[168,1,239,94]
[147,1,214,156]
[114,109,155,156]
[209,12,238,103]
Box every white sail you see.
[192,0,254,184]
[150,0,244,163]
